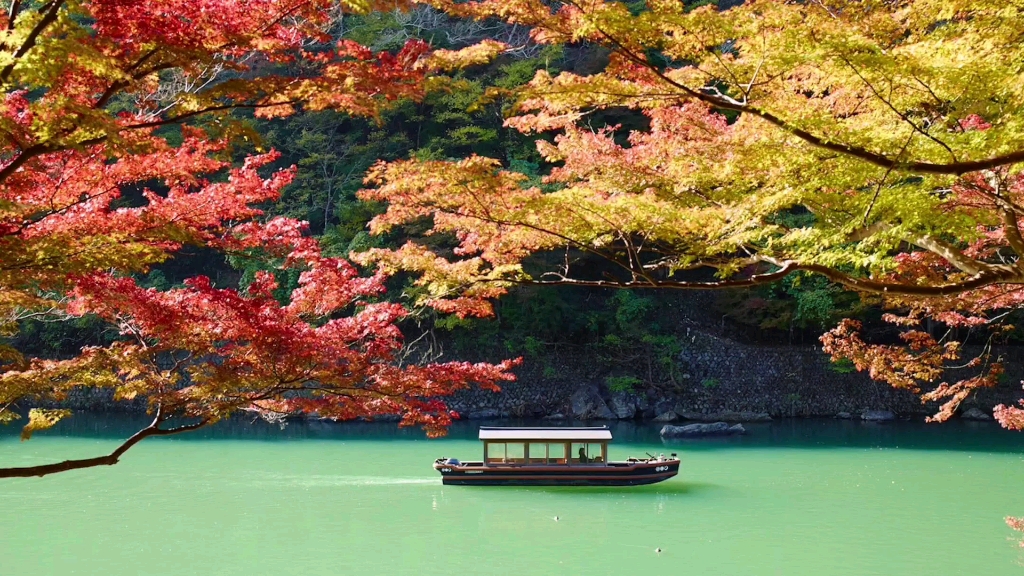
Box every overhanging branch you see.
[0,414,208,479]
[513,260,1023,298]
[903,233,992,276]
[594,27,1024,177]
[0,0,66,84]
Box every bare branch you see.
[0,416,208,478]
[516,260,1022,298]
[846,220,892,242]
[903,233,992,276]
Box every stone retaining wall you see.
[33,328,1024,422]
[445,328,1024,421]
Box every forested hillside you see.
[6,0,1024,478]
[17,2,898,389]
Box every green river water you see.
[2,416,1024,575]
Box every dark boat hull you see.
[434,461,679,486]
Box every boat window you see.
[486,442,505,463]
[548,443,566,464]
[486,442,532,464]
[571,442,590,464]
[505,442,525,463]
[527,443,548,464]
[569,443,605,464]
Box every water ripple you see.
[247,474,437,488]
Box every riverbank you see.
[441,328,1022,423]
[1,411,1018,447]
[29,322,1024,423]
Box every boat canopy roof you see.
[478,427,612,442]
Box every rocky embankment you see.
[443,329,1024,423]
[34,328,1022,424]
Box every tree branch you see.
[0,415,208,479]
[840,54,957,163]
[0,0,66,84]
[121,100,303,131]
[0,98,297,186]
[863,130,915,224]
[846,220,892,242]
[513,260,1022,298]
[6,0,21,31]
[903,233,992,276]
[0,143,47,184]
[1003,209,1024,271]
[593,27,1024,177]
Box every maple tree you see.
[0,0,516,478]
[358,1,1024,428]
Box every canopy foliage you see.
[360,0,1024,427]
[0,0,515,478]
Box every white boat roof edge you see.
[478,427,613,441]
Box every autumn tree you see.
[358,0,1024,426]
[0,0,515,478]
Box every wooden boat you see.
[433,426,680,486]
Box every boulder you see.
[569,385,617,420]
[636,395,651,413]
[961,407,993,421]
[652,410,679,422]
[677,410,771,422]
[861,410,896,421]
[609,393,637,419]
[653,400,675,416]
[542,413,566,420]
[594,403,617,420]
[836,412,852,419]
[660,422,746,438]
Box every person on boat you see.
[578,447,589,463]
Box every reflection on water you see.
[4,410,1022,453]
[246,474,438,488]
[468,481,717,496]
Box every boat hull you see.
[434,460,680,486]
